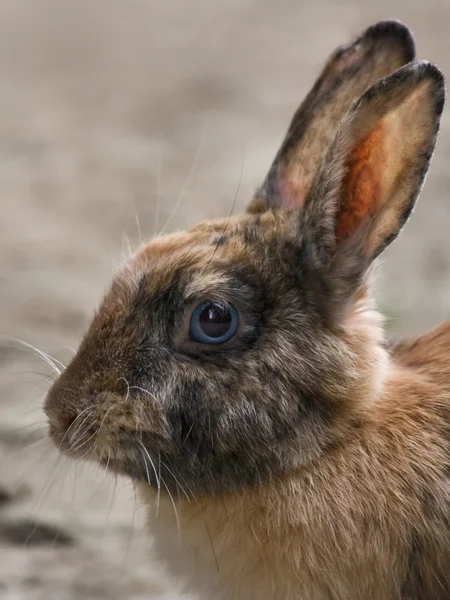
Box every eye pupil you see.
[199,303,232,338]
[189,301,239,345]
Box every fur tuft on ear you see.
[249,20,416,214]
[300,61,445,319]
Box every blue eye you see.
[189,302,239,344]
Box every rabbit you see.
[44,20,450,600]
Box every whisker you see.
[1,434,49,460]
[67,411,95,452]
[153,144,162,236]
[0,420,48,434]
[1,436,54,487]
[130,198,143,247]
[104,446,112,472]
[161,119,208,234]
[58,345,76,356]
[129,385,159,404]
[25,454,66,540]
[0,396,48,452]
[84,452,111,508]
[159,458,190,501]
[117,377,130,400]
[139,447,151,486]
[99,448,119,542]
[136,439,160,492]
[122,232,134,259]
[0,335,65,374]
[122,479,139,565]
[76,437,98,460]
[50,451,72,513]
[69,460,80,514]
[157,449,162,517]
[74,403,116,459]
[69,423,96,455]
[0,421,48,455]
[206,144,245,269]
[58,406,93,451]
[49,528,62,549]
[204,513,220,574]
[2,392,48,436]
[90,404,115,452]
[5,394,48,431]
[169,463,197,504]
[161,476,181,536]
[10,370,57,383]
[184,422,195,443]
[16,403,48,420]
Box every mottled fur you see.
[250,20,415,212]
[45,21,449,600]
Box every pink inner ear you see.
[336,121,386,243]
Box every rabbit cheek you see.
[142,373,335,495]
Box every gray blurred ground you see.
[0,1,449,598]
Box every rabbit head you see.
[44,21,445,497]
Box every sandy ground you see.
[0,1,450,598]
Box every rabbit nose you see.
[45,391,75,446]
[44,376,91,447]
[46,397,98,456]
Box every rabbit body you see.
[143,321,450,600]
[44,20,450,600]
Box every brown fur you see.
[143,349,450,600]
[44,21,449,600]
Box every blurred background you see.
[0,0,449,598]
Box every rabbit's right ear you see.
[300,61,445,322]
[249,20,415,214]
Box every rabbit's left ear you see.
[249,20,416,214]
[300,61,445,316]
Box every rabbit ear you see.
[300,61,445,319]
[249,20,415,214]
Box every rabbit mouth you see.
[48,419,127,475]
